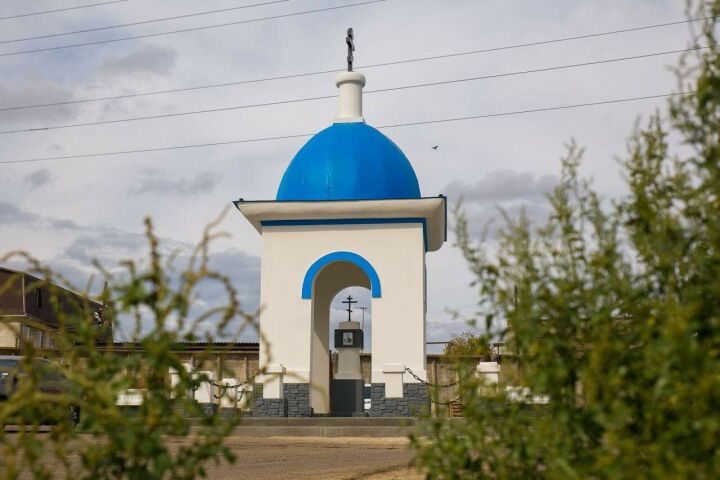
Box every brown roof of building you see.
[0,265,106,333]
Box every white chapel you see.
[235,33,446,416]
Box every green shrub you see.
[413,2,720,478]
[0,214,260,480]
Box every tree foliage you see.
[443,333,492,358]
[0,213,260,480]
[413,2,720,478]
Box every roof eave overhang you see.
[233,196,447,252]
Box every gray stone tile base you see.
[252,383,313,417]
[170,400,217,417]
[369,383,430,417]
[284,383,313,417]
[252,383,286,417]
[218,407,245,418]
[198,403,217,416]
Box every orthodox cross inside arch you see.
[342,295,357,321]
[346,27,355,71]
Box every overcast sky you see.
[0,0,691,348]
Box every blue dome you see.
[276,122,421,201]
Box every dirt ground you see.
[3,434,425,479]
[172,436,424,479]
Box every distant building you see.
[0,266,110,353]
[102,341,489,415]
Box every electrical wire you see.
[0,93,336,135]
[367,45,708,95]
[0,91,691,165]
[0,132,314,164]
[0,47,704,135]
[0,27,708,113]
[0,68,342,113]
[0,1,128,21]
[377,92,690,130]
[0,0,386,58]
[0,0,291,45]
[427,304,477,317]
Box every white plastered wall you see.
[257,223,427,412]
[0,321,19,348]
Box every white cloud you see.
[446,170,558,203]
[0,200,78,231]
[0,81,78,125]
[22,168,52,191]
[99,45,178,78]
[0,200,260,340]
[444,169,558,239]
[0,0,691,343]
[129,169,223,196]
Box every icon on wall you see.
[342,331,354,346]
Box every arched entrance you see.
[304,252,380,414]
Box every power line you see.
[360,17,710,68]
[0,12,707,61]
[368,45,708,94]
[0,132,314,165]
[0,21,709,113]
[0,67,341,113]
[0,91,691,165]
[0,0,386,58]
[0,47,704,135]
[0,0,128,21]
[0,93,336,135]
[0,0,291,45]
[427,304,477,317]
[379,92,691,130]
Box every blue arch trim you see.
[301,251,382,300]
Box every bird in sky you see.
[431,145,439,150]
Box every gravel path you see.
[177,436,423,479]
[3,434,424,479]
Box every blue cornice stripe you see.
[261,217,422,226]
[234,195,445,206]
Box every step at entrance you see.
[222,417,420,437]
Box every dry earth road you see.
[168,436,424,479]
[3,434,424,479]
